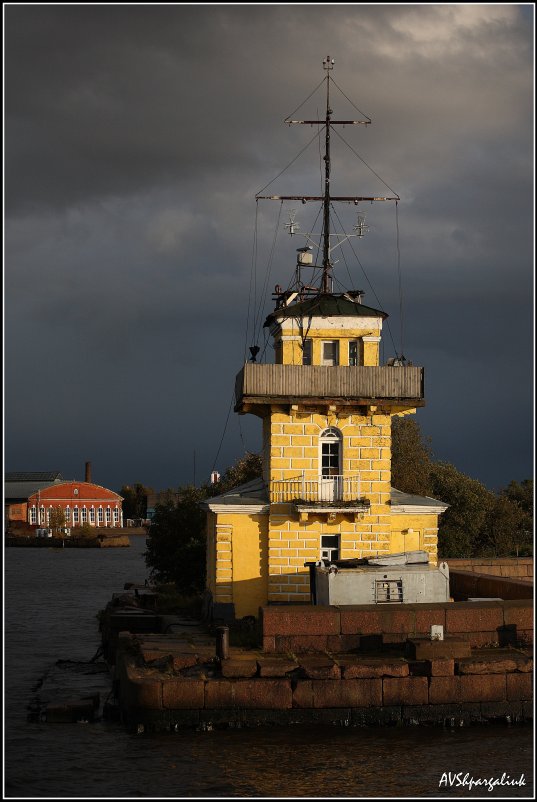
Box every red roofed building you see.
[27,481,124,529]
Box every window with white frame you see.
[113,507,119,525]
[320,427,342,477]
[90,507,95,524]
[349,340,359,366]
[322,340,339,366]
[106,506,111,524]
[47,506,53,524]
[39,506,45,525]
[81,506,88,523]
[30,506,37,525]
[98,506,104,524]
[320,534,340,562]
[73,506,79,524]
[65,506,71,523]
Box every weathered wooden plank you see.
[236,364,424,405]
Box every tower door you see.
[319,428,342,501]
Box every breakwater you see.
[100,586,533,733]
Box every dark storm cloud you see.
[5,4,534,492]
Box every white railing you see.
[270,474,361,504]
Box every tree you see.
[144,485,207,593]
[480,494,526,557]
[144,452,263,594]
[430,462,495,558]
[391,416,433,496]
[210,451,263,496]
[120,483,153,520]
[48,506,66,538]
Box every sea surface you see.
[3,537,534,799]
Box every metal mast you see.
[256,56,400,294]
[321,56,333,293]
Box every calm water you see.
[4,538,534,799]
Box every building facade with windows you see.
[204,292,447,620]
[26,481,124,529]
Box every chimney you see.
[85,461,92,483]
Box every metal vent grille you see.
[375,579,403,604]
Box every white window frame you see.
[322,340,339,366]
[320,534,340,562]
[349,340,360,366]
[319,427,342,477]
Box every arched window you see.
[320,428,342,477]
[319,428,343,501]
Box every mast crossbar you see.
[285,120,370,126]
[256,195,399,202]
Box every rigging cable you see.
[253,201,283,346]
[244,202,260,361]
[331,203,400,357]
[330,77,372,123]
[395,200,404,358]
[284,76,327,121]
[256,128,323,197]
[332,127,400,198]
[211,391,234,474]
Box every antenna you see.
[257,56,399,294]
[285,209,299,236]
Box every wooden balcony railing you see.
[270,475,362,504]
[235,363,424,409]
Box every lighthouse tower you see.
[205,58,446,620]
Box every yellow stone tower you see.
[205,57,447,620]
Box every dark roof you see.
[5,479,64,502]
[265,293,387,327]
[203,477,269,508]
[391,487,448,510]
[203,481,446,511]
[5,471,63,482]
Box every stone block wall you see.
[446,558,533,581]
[449,570,534,601]
[260,600,533,652]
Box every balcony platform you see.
[235,363,424,413]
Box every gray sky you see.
[4,4,534,494]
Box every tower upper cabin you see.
[266,289,386,368]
